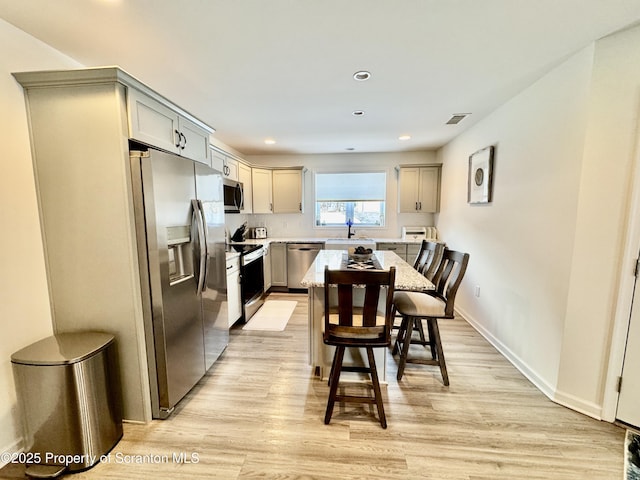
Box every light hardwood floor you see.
[1,292,625,479]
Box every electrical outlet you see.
[474,285,481,297]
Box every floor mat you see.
[242,300,297,331]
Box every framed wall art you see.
[468,146,495,204]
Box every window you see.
[314,172,386,227]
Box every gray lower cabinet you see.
[263,244,272,291]
[376,242,422,264]
[406,243,422,266]
[376,243,408,261]
[270,243,288,287]
[226,256,242,327]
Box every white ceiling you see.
[2,1,640,156]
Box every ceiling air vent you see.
[446,113,470,125]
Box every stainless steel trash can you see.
[11,332,123,477]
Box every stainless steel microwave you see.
[223,178,244,213]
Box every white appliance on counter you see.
[253,227,267,239]
[402,226,438,241]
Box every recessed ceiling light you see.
[264,138,276,145]
[398,135,411,141]
[352,110,365,116]
[353,71,371,81]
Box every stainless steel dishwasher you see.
[287,243,323,289]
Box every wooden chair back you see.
[414,240,445,281]
[323,266,396,346]
[431,249,470,317]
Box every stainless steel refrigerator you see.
[130,148,228,419]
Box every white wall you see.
[559,24,640,416]
[438,22,640,419]
[437,46,594,403]
[237,151,438,239]
[0,20,81,455]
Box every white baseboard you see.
[553,389,603,419]
[456,306,603,421]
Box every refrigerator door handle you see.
[191,199,207,294]
[196,199,210,293]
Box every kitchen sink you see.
[324,238,376,250]
[325,238,373,242]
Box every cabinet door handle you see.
[180,132,187,149]
[299,202,302,211]
[174,129,181,148]
[418,201,422,210]
[415,202,418,211]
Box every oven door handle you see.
[191,199,208,294]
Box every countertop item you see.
[402,226,428,241]
[231,223,247,242]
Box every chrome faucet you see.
[347,219,355,239]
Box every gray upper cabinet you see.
[238,162,253,214]
[272,168,304,213]
[398,165,441,213]
[211,148,239,181]
[128,88,211,165]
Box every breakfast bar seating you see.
[301,250,434,382]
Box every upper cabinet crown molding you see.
[14,66,214,165]
[13,66,214,134]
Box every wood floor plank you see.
[0,292,624,479]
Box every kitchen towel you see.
[243,300,297,331]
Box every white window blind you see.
[315,172,386,201]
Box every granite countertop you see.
[300,250,434,291]
[229,237,427,245]
[225,236,435,260]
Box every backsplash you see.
[224,212,435,240]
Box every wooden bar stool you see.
[392,249,469,384]
[323,265,396,428]
[393,240,445,345]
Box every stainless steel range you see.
[228,244,265,321]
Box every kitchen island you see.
[300,250,434,382]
